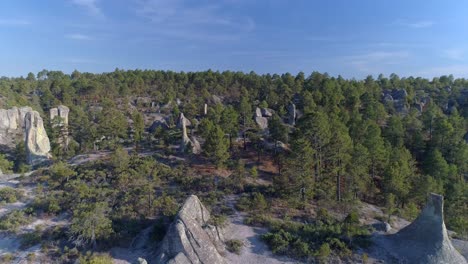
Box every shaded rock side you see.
[25,111,51,165]
[386,193,467,264]
[156,195,226,264]
[287,103,296,125]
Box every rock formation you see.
[287,103,296,125]
[261,108,273,117]
[382,89,409,115]
[0,107,51,165]
[50,105,70,147]
[50,105,69,125]
[254,107,269,130]
[25,111,51,165]
[156,195,226,264]
[255,116,268,130]
[149,115,169,133]
[178,113,201,154]
[384,193,467,264]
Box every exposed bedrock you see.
[155,195,226,264]
[25,111,51,165]
[383,193,467,264]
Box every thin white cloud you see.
[345,51,410,73]
[136,0,254,41]
[0,19,30,26]
[442,49,464,61]
[394,19,434,29]
[66,33,92,40]
[72,0,102,17]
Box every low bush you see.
[226,239,244,254]
[0,187,23,203]
[261,210,371,261]
[0,210,33,232]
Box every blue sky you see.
[1,0,468,78]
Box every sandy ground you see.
[0,173,66,263]
[223,195,300,264]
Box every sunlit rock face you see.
[25,111,51,165]
[0,107,33,146]
[386,193,467,264]
[156,195,226,264]
[0,107,51,165]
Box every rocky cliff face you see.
[25,111,51,165]
[0,107,51,165]
[384,193,467,264]
[156,195,226,264]
[0,107,33,146]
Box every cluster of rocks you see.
[155,195,226,264]
[0,106,51,165]
[382,89,409,115]
[178,113,201,154]
[254,107,272,130]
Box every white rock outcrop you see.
[156,195,226,264]
[50,105,70,147]
[50,105,69,125]
[0,106,51,165]
[25,111,51,165]
[178,113,201,154]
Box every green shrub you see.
[262,229,293,254]
[291,239,310,258]
[20,231,42,249]
[0,253,14,262]
[315,243,331,262]
[0,187,23,203]
[226,239,244,254]
[78,253,113,264]
[0,210,32,232]
[208,214,228,228]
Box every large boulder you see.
[383,193,467,263]
[25,111,51,165]
[255,116,268,130]
[156,195,226,264]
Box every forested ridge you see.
[0,69,467,262]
